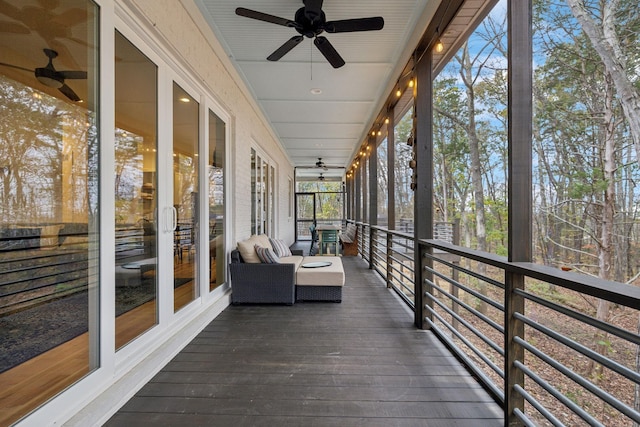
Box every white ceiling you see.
[194,0,437,180]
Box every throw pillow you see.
[269,237,292,257]
[237,238,261,263]
[255,244,280,264]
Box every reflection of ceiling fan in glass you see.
[0,48,86,101]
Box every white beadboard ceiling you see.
[194,0,437,180]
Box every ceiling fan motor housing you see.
[294,7,325,38]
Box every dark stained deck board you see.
[106,256,503,426]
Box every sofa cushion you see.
[252,234,272,249]
[237,237,262,263]
[279,255,304,271]
[255,245,280,264]
[270,237,292,257]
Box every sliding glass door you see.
[114,30,158,349]
[172,83,199,312]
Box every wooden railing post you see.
[505,272,525,425]
[369,226,375,270]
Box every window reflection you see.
[173,83,199,311]
[114,31,158,349]
[0,1,99,425]
[208,110,225,291]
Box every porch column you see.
[368,135,378,269]
[413,45,434,330]
[346,175,352,220]
[362,153,368,223]
[387,107,396,230]
[355,160,361,222]
[506,0,532,424]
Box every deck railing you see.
[348,220,640,427]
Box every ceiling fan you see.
[0,48,87,101]
[318,173,325,181]
[235,0,384,68]
[296,158,344,171]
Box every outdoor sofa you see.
[229,234,344,304]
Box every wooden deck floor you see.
[105,256,503,427]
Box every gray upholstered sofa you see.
[229,234,303,305]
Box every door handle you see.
[165,206,178,232]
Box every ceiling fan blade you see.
[51,8,87,26]
[0,20,30,34]
[0,62,32,73]
[267,36,304,61]
[59,83,81,102]
[325,17,384,33]
[235,7,296,28]
[314,36,345,68]
[0,0,23,21]
[59,70,87,79]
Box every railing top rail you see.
[420,238,640,311]
[367,224,415,240]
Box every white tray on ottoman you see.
[296,256,344,302]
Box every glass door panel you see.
[0,1,99,423]
[114,31,158,349]
[172,83,199,312]
[208,109,225,291]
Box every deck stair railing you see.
[347,219,640,427]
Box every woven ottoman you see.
[295,256,345,302]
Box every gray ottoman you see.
[295,256,345,302]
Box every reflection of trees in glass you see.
[175,153,197,221]
[114,129,144,224]
[0,75,92,224]
[394,107,414,227]
[377,138,388,225]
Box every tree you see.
[566,0,640,163]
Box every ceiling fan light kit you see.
[236,0,384,69]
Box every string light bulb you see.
[435,39,444,53]
[408,79,415,88]
[396,88,402,97]
[385,117,389,124]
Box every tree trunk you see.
[460,44,488,314]
[588,72,616,380]
[566,0,640,163]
